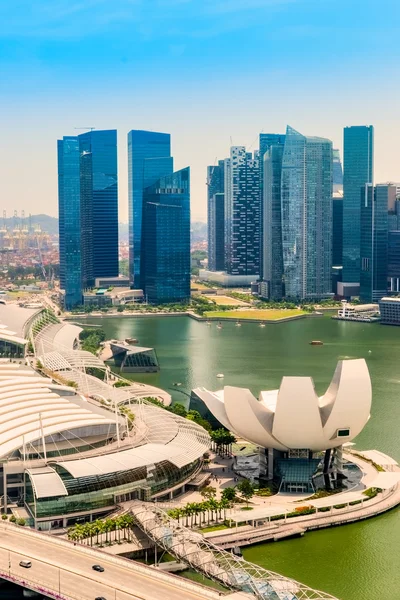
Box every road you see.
[0,523,244,600]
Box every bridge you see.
[131,501,339,600]
[0,521,249,600]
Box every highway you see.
[0,522,245,600]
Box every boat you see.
[216,373,224,378]
[206,321,211,326]
[172,382,182,387]
[217,322,223,330]
[125,337,138,344]
[259,322,266,328]
[310,340,324,345]
[235,321,242,327]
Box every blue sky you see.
[1,0,400,220]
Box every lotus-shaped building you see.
[194,359,371,452]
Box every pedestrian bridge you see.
[0,520,247,600]
[131,501,339,600]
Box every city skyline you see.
[1,1,400,221]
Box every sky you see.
[1,0,400,222]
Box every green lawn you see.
[204,309,306,321]
[199,523,230,533]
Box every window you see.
[337,428,350,437]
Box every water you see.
[83,314,400,600]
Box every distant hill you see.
[0,214,59,235]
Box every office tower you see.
[208,193,225,271]
[281,126,333,299]
[342,126,374,285]
[142,168,190,303]
[263,144,285,299]
[58,136,82,309]
[207,161,225,271]
[58,130,119,309]
[388,231,400,294]
[78,130,118,281]
[332,196,343,267]
[259,134,286,277]
[360,184,392,302]
[225,147,260,277]
[128,130,173,288]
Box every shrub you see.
[270,514,285,521]
[318,507,331,513]
[1,514,7,520]
[9,515,16,523]
[349,500,362,506]
[333,504,346,509]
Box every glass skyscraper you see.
[58,130,119,309]
[342,125,374,284]
[224,147,260,276]
[360,184,390,302]
[127,130,173,288]
[263,144,285,299]
[142,168,190,304]
[78,130,118,280]
[207,160,225,271]
[281,126,333,299]
[58,136,82,309]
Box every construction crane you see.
[206,157,218,187]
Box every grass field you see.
[204,309,306,321]
[203,295,249,306]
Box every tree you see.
[201,486,217,500]
[221,487,236,503]
[237,479,254,507]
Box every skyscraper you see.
[281,126,333,299]
[207,160,225,271]
[263,144,285,299]
[58,130,119,309]
[78,130,119,281]
[58,136,82,309]
[332,148,343,193]
[127,130,173,288]
[225,147,260,277]
[142,168,190,303]
[342,126,374,284]
[208,192,225,271]
[360,184,392,302]
[259,134,286,278]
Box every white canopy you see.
[26,466,68,499]
[366,472,400,489]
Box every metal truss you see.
[131,502,339,600]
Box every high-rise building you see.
[58,136,82,309]
[208,193,225,272]
[207,161,225,271]
[225,147,260,277]
[342,126,374,285]
[58,130,119,309]
[127,130,173,288]
[388,230,400,294]
[360,184,392,302]
[333,148,343,193]
[259,134,286,277]
[262,144,285,299]
[142,168,190,303]
[78,130,119,281]
[281,126,333,299]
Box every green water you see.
[83,314,400,600]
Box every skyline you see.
[1,0,400,221]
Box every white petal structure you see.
[193,359,371,451]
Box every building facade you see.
[360,184,391,302]
[127,130,173,288]
[262,144,285,299]
[342,126,374,285]
[224,147,260,277]
[142,168,190,303]
[388,230,400,293]
[281,126,333,299]
[379,297,400,325]
[207,161,225,271]
[58,136,82,309]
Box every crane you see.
[206,157,218,187]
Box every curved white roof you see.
[194,359,372,452]
[0,367,117,459]
[40,350,106,372]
